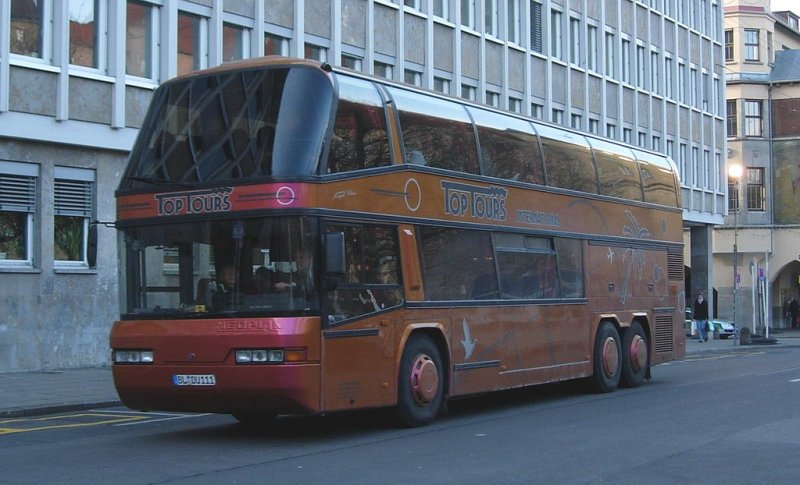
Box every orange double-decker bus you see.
[110,56,685,427]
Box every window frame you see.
[53,166,96,269]
[0,161,38,268]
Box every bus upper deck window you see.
[326,76,391,173]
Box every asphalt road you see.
[3,347,800,484]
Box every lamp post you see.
[729,163,743,339]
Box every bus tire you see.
[397,334,444,427]
[591,322,622,393]
[621,321,649,388]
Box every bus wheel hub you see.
[629,335,647,372]
[410,354,439,405]
[602,337,619,377]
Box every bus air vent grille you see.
[654,314,674,353]
[667,249,684,281]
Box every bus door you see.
[320,223,404,412]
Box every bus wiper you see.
[126,175,192,187]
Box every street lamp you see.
[729,163,743,339]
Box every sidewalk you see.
[3,329,800,418]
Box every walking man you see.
[693,292,710,342]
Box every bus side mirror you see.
[324,231,346,276]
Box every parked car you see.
[684,310,736,339]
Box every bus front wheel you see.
[621,321,649,388]
[397,334,444,427]
[591,322,622,393]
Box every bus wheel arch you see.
[620,319,650,388]
[396,330,448,427]
[591,320,622,393]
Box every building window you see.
[604,32,615,77]
[126,1,157,79]
[177,12,207,76]
[552,108,564,124]
[461,0,476,29]
[589,119,599,134]
[487,91,500,107]
[434,77,451,94]
[636,45,646,89]
[374,61,393,79]
[69,0,106,70]
[746,167,765,211]
[606,123,616,138]
[638,132,647,148]
[570,17,581,66]
[530,1,543,53]
[305,44,327,62]
[728,175,740,211]
[264,33,288,56]
[405,69,421,86]
[531,103,544,119]
[551,10,563,60]
[587,25,598,71]
[508,0,522,45]
[341,54,362,70]
[744,100,762,137]
[54,167,95,267]
[509,97,522,113]
[744,29,759,61]
[664,56,673,98]
[623,128,632,143]
[404,0,420,9]
[462,85,477,101]
[222,23,249,63]
[726,100,738,137]
[485,0,499,36]
[724,29,734,61]
[433,0,449,20]
[621,38,631,84]
[650,51,659,93]
[690,67,698,107]
[570,113,582,129]
[10,0,49,60]
[0,161,38,266]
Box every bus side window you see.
[534,123,598,193]
[468,107,545,185]
[419,227,497,301]
[327,77,390,174]
[324,224,403,323]
[387,87,480,175]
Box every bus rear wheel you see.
[397,334,444,427]
[621,321,649,388]
[591,322,622,393]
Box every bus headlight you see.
[235,349,285,364]
[113,350,154,364]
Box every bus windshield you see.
[119,216,319,318]
[121,66,334,190]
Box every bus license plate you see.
[173,374,216,386]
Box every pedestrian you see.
[693,292,710,342]
[790,298,800,329]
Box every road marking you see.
[0,412,147,435]
[113,413,211,427]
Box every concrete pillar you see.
[690,224,714,314]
